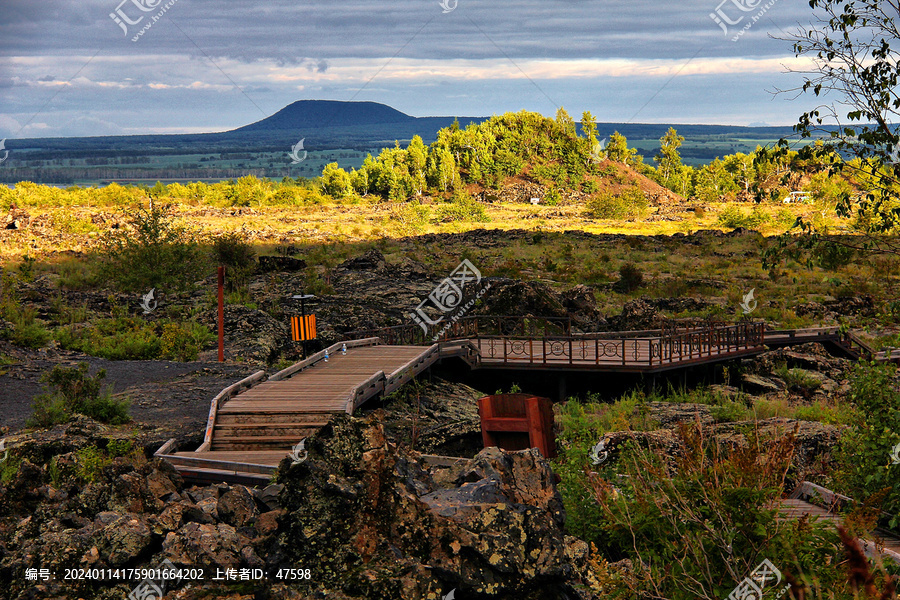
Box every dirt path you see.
[0,342,259,436]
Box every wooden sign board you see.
[477,393,556,458]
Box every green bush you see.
[432,191,489,223]
[56,317,211,361]
[774,363,822,391]
[212,232,256,291]
[586,186,648,219]
[0,271,51,349]
[565,426,862,598]
[716,205,770,229]
[816,241,855,270]
[710,399,749,422]
[543,187,562,206]
[28,363,130,428]
[75,446,112,483]
[833,361,900,528]
[159,321,212,361]
[100,203,208,292]
[615,263,643,292]
[56,318,161,360]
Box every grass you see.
[775,363,823,390]
[0,189,895,339]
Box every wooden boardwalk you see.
[156,319,895,484]
[159,339,441,483]
[781,482,900,561]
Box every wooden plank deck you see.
[780,482,900,561]
[207,344,437,452]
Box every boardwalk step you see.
[211,436,309,451]
[211,442,301,452]
[213,425,323,438]
[171,466,272,486]
[216,412,341,424]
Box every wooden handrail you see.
[345,370,386,414]
[198,370,267,452]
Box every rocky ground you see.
[0,414,601,600]
[0,239,886,598]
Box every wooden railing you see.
[469,322,765,368]
[347,317,765,369]
[197,370,267,452]
[344,344,441,413]
[345,315,572,346]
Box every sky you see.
[0,0,829,139]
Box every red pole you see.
[217,266,225,362]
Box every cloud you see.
[0,0,827,137]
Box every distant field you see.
[0,120,825,185]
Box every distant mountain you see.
[233,100,416,133]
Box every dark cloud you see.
[0,0,825,137]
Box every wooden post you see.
[218,266,225,362]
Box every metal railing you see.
[469,321,765,368]
[344,315,572,345]
[345,317,765,369]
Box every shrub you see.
[28,363,130,428]
[56,317,212,361]
[816,241,855,270]
[569,425,861,598]
[774,363,822,391]
[159,321,212,361]
[586,186,648,219]
[833,361,900,528]
[0,271,51,349]
[543,187,562,206]
[615,263,643,292]
[75,446,112,483]
[716,205,769,229]
[100,203,208,292]
[432,191,490,223]
[212,232,256,291]
[710,399,749,422]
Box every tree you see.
[321,163,353,199]
[654,128,684,183]
[769,0,900,261]
[654,128,692,196]
[581,111,600,167]
[555,107,577,137]
[606,132,640,167]
[693,158,738,203]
